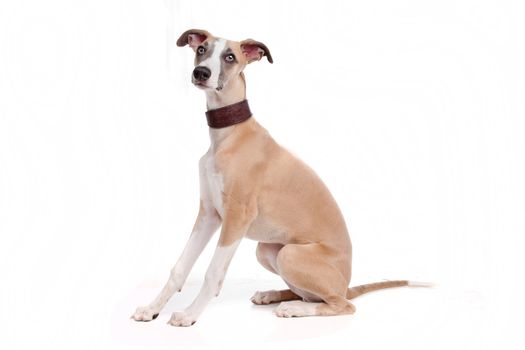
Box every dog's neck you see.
[206,73,247,149]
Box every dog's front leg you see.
[167,205,255,327]
[132,202,221,321]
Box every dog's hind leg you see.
[251,289,301,305]
[273,243,355,317]
[250,242,302,304]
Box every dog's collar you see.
[206,100,252,128]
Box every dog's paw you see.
[167,311,197,327]
[250,290,281,305]
[274,301,317,318]
[131,306,159,322]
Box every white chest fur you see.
[201,152,225,218]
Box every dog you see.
[132,29,427,327]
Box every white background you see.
[1,0,524,349]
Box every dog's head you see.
[177,29,272,91]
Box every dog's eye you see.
[197,46,206,55]
[225,54,235,63]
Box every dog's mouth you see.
[192,79,223,92]
[192,80,209,89]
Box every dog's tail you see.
[346,280,434,299]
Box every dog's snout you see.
[193,66,211,82]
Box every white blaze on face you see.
[198,39,227,89]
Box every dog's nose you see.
[193,66,211,82]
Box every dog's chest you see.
[202,154,225,217]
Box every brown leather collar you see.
[206,100,252,128]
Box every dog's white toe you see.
[167,312,197,327]
[274,300,318,318]
[131,306,159,322]
[250,290,280,305]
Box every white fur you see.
[131,210,221,321]
[131,151,223,322]
[274,300,320,318]
[133,106,237,325]
[408,281,436,288]
[198,39,227,90]
[168,240,241,326]
[200,126,235,217]
[251,290,280,305]
[202,150,225,218]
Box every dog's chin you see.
[192,80,223,92]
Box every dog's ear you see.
[177,29,212,50]
[240,39,273,64]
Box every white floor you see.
[107,277,508,350]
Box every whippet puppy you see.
[132,29,425,327]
